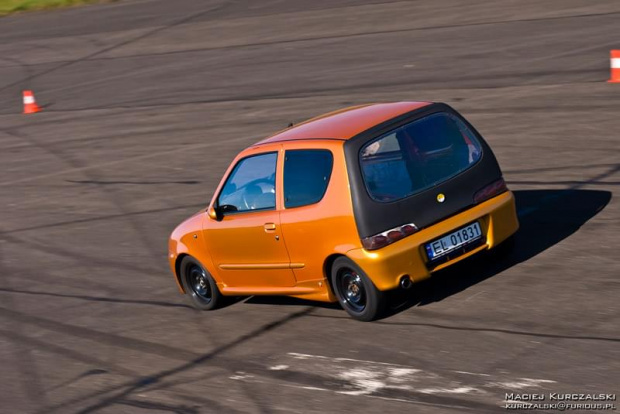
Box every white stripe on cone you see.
[612,58,620,69]
[24,96,35,104]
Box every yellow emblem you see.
[437,193,445,203]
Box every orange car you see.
[168,102,519,321]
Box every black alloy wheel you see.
[180,256,222,310]
[330,257,385,321]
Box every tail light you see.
[362,223,418,250]
[473,178,507,204]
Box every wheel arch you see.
[323,253,346,295]
[174,253,190,293]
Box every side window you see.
[284,150,333,208]
[218,152,277,213]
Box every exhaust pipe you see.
[400,275,413,290]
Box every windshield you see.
[360,112,482,202]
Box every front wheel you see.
[330,257,385,322]
[180,256,222,310]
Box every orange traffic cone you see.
[608,50,620,83]
[23,90,41,114]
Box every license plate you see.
[425,222,482,260]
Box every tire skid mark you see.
[128,389,248,414]
[229,352,558,412]
[0,128,164,266]
[0,107,127,130]
[1,260,130,298]
[1,118,268,150]
[0,302,297,395]
[11,67,602,114]
[20,338,245,414]
[0,328,138,379]
[513,162,620,180]
[0,287,191,310]
[0,134,252,187]
[0,55,35,92]
[0,202,205,235]
[66,179,201,185]
[36,307,313,414]
[4,8,618,69]
[510,180,620,187]
[0,306,200,361]
[375,319,620,343]
[0,2,230,95]
[0,242,49,409]
[113,398,199,414]
[0,231,161,275]
[1,132,168,386]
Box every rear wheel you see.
[330,257,385,321]
[180,256,222,310]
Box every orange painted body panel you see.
[203,208,296,287]
[346,191,519,291]
[255,101,430,145]
[168,102,520,304]
[277,140,359,302]
[168,211,215,293]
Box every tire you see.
[180,256,222,311]
[330,257,385,322]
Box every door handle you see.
[264,223,276,231]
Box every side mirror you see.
[207,206,219,220]
[207,204,236,221]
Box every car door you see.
[202,151,296,288]
[278,147,345,284]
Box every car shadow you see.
[383,189,612,317]
[243,189,611,319]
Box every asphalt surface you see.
[1,1,619,413]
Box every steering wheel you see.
[241,184,263,210]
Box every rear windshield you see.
[360,112,482,202]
